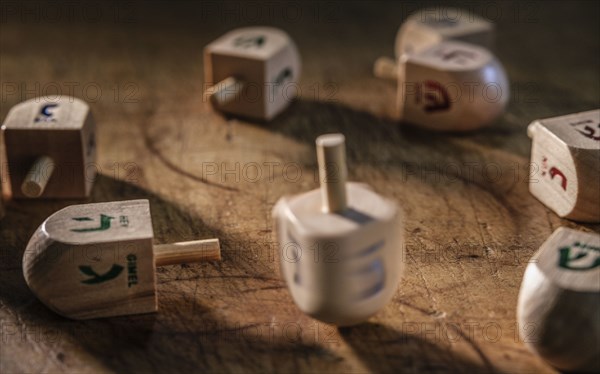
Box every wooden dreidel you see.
[374,7,494,80]
[203,27,301,121]
[528,109,600,222]
[1,96,96,198]
[272,134,403,326]
[22,199,221,319]
[517,227,600,372]
[395,40,509,131]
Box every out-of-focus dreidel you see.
[1,96,96,198]
[203,27,301,121]
[23,199,221,319]
[272,134,403,326]
[374,7,494,80]
[395,41,509,131]
[517,227,600,373]
[528,109,600,222]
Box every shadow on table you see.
[340,322,502,374]
[263,98,530,166]
[0,174,334,373]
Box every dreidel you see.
[528,109,600,222]
[395,40,509,131]
[203,26,301,121]
[23,199,221,319]
[272,134,403,326]
[1,96,96,198]
[517,227,600,373]
[374,7,494,80]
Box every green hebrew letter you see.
[71,214,115,233]
[558,243,600,271]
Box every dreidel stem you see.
[317,133,348,213]
[153,239,221,266]
[373,56,399,80]
[205,77,244,107]
[21,155,55,198]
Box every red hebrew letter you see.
[421,81,451,112]
[549,167,567,190]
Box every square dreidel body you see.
[273,134,403,326]
[1,96,96,198]
[204,27,301,121]
[528,109,600,222]
[397,41,509,132]
[23,199,156,319]
[274,184,403,326]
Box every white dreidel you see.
[374,7,494,80]
[395,40,509,131]
[517,227,600,373]
[203,27,301,121]
[528,109,600,222]
[1,96,96,198]
[23,199,221,319]
[272,134,403,326]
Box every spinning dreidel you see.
[273,134,403,326]
[1,96,96,198]
[374,7,494,80]
[528,109,600,222]
[203,27,301,121]
[517,227,600,373]
[395,41,509,131]
[23,199,221,319]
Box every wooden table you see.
[1,1,598,373]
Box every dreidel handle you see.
[204,77,244,107]
[21,155,55,198]
[316,134,348,213]
[373,56,399,80]
[153,239,221,266]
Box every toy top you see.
[534,227,600,292]
[2,96,89,131]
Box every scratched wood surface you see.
[1,1,599,373]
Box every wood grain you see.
[1,1,599,373]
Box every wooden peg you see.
[23,199,221,319]
[273,133,404,326]
[154,239,221,266]
[528,109,600,222]
[518,227,600,372]
[203,26,301,121]
[204,76,245,107]
[1,96,97,199]
[317,133,348,213]
[373,56,399,80]
[21,155,55,197]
